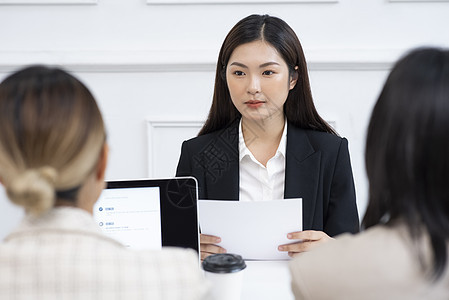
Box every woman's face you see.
[226,40,297,123]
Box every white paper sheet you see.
[198,199,302,260]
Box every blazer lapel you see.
[284,125,321,231]
[203,119,240,200]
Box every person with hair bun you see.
[0,66,208,300]
[289,48,449,299]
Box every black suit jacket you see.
[176,119,359,236]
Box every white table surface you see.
[241,260,294,300]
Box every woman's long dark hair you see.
[363,48,449,280]
[198,14,335,136]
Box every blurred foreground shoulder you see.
[136,247,209,300]
[289,225,449,300]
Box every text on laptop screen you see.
[93,187,162,250]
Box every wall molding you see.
[389,0,449,2]
[0,49,403,73]
[146,119,204,177]
[0,0,96,4]
[0,50,216,73]
[147,0,337,4]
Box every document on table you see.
[198,199,302,260]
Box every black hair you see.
[363,47,449,280]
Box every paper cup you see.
[202,253,246,300]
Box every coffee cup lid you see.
[202,253,247,273]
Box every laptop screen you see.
[93,177,199,253]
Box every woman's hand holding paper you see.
[200,233,227,261]
[278,230,334,258]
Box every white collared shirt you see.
[238,118,287,201]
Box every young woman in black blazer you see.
[176,14,359,260]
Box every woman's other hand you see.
[200,234,226,261]
[278,230,334,258]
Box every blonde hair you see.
[0,66,106,215]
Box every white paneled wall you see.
[0,0,448,240]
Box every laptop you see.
[93,177,199,253]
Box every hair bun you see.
[6,167,58,215]
[39,166,57,185]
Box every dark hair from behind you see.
[363,47,449,280]
[198,14,336,136]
